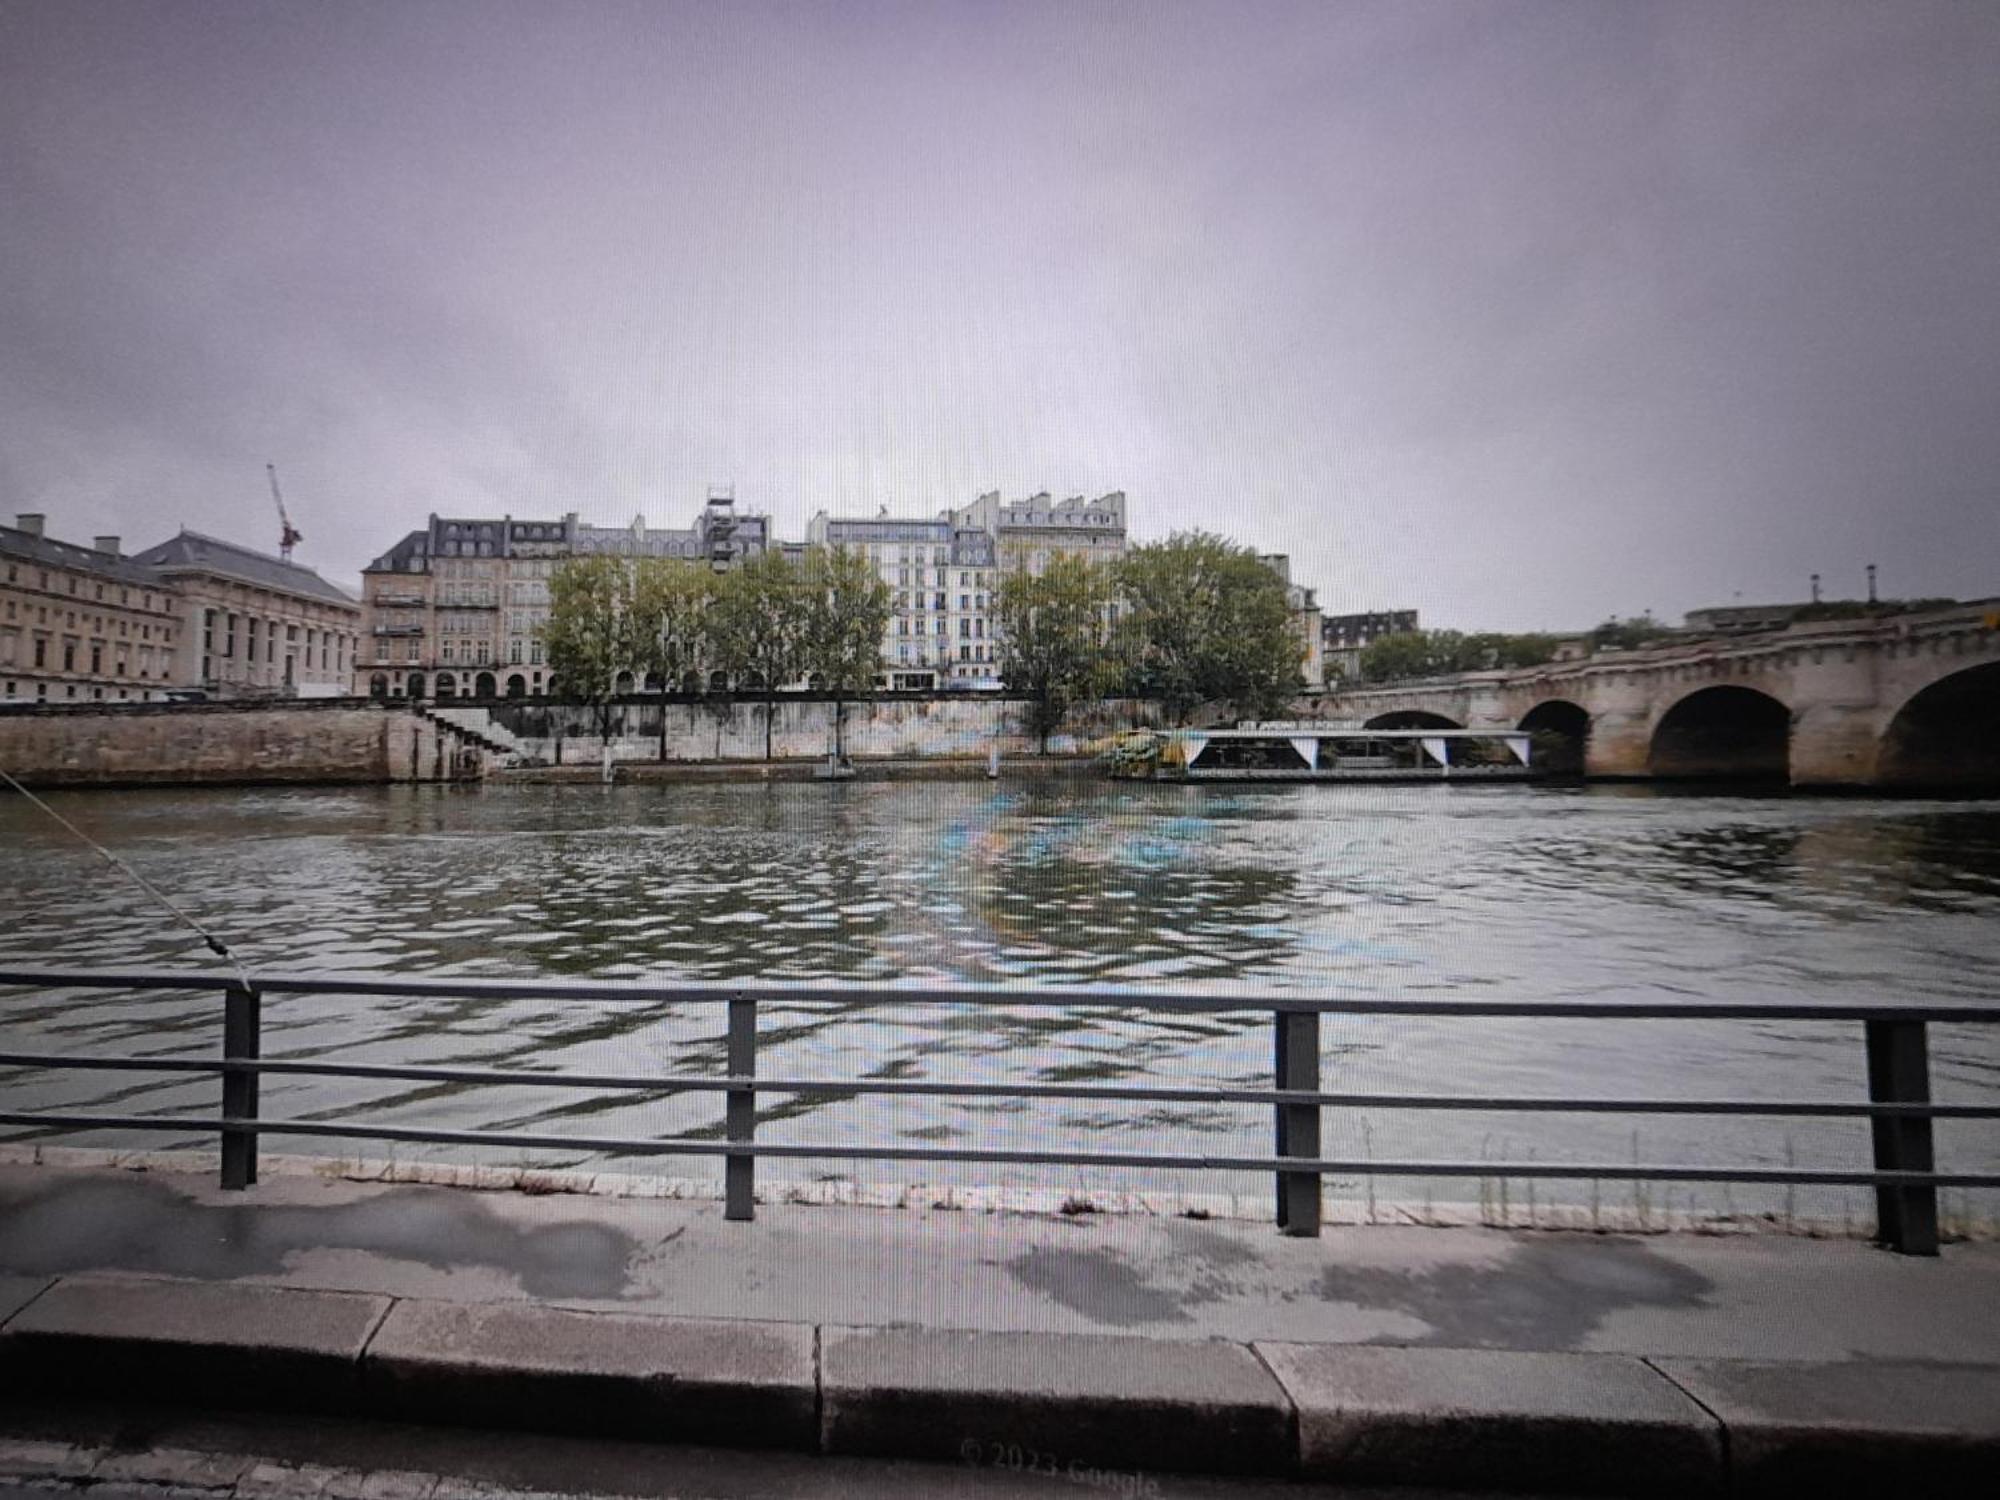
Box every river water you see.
[3,781,1997,1224]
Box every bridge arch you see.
[1876,661,2000,793]
[1518,699,1590,776]
[1648,685,1791,782]
[1364,709,1462,731]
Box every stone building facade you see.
[807,490,1125,691]
[1320,608,1421,684]
[357,491,768,700]
[129,531,361,697]
[1,514,185,704]
[1259,554,1325,689]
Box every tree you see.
[1359,629,1560,682]
[539,555,631,738]
[1589,615,1675,651]
[994,554,1118,752]
[1358,630,1438,682]
[707,549,807,760]
[798,545,891,761]
[628,558,716,760]
[1114,532,1300,723]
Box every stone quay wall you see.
[0,695,1178,786]
[0,700,459,787]
[493,694,1171,764]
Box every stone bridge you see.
[1297,599,2000,790]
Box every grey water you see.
[3,781,1997,1223]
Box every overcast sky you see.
[3,1,1996,629]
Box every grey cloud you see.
[2,0,1995,629]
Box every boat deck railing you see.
[2,966,1997,1255]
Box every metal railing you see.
[2,967,1998,1256]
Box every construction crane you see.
[266,463,302,560]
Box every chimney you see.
[14,512,44,537]
[94,535,122,557]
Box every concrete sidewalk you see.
[2,1160,1998,1494]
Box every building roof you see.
[128,529,359,608]
[0,523,175,589]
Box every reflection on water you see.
[2,781,1997,1219]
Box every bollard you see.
[1273,1009,1322,1236]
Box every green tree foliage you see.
[798,545,891,759]
[1114,532,1300,722]
[627,557,717,757]
[1357,630,1438,682]
[539,555,632,736]
[994,554,1118,752]
[707,549,807,759]
[1588,615,1675,651]
[1358,629,1561,682]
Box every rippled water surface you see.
[3,781,1997,1219]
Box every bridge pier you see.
[1788,703,1884,790]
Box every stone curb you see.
[820,1324,1294,1476]
[362,1299,817,1449]
[3,1274,1997,1491]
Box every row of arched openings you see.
[1358,661,1999,791]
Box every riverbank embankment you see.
[0,699,462,787]
[0,695,1162,787]
[497,754,1097,784]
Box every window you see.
[63,640,75,671]
[90,644,102,673]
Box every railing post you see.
[220,982,261,1191]
[725,995,756,1222]
[1274,1008,1321,1236]
[1866,1018,1938,1256]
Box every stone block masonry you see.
[493,693,1169,764]
[0,700,463,787]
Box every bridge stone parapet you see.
[1296,600,2000,791]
